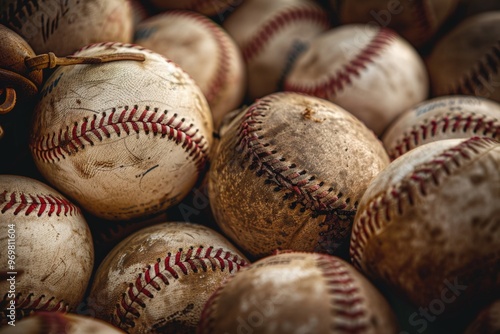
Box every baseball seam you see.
[411,0,435,35]
[241,4,329,63]
[115,246,247,329]
[283,28,396,98]
[0,0,41,30]
[1,292,69,320]
[159,10,231,107]
[446,42,500,96]
[30,105,209,171]
[0,191,80,216]
[316,255,370,333]
[236,94,356,253]
[388,112,500,160]
[350,137,498,269]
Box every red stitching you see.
[350,137,499,269]
[236,94,357,253]
[410,0,434,36]
[388,112,500,160]
[158,10,230,106]
[1,293,69,321]
[0,191,80,216]
[445,42,500,97]
[114,246,247,329]
[30,105,209,171]
[284,28,396,98]
[316,255,370,333]
[241,4,329,63]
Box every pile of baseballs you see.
[0,0,499,333]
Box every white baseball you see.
[0,0,133,56]
[0,175,93,324]
[30,43,213,221]
[284,24,429,136]
[223,0,330,100]
[135,11,245,128]
[383,95,500,160]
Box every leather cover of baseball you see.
[0,312,125,334]
[350,137,500,314]
[332,0,459,46]
[426,12,500,102]
[0,0,133,56]
[223,0,330,100]
[383,95,500,160]
[30,43,213,221]
[284,24,429,136]
[88,222,249,333]
[198,252,398,334]
[0,175,94,324]
[135,10,245,128]
[464,300,500,334]
[209,92,389,259]
[147,0,239,17]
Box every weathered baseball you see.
[147,0,240,17]
[284,25,429,136]
[0,312,125,334]
[135,10,245,128]
[350,137,500,314]
[382,95,500,160]
[209,92,389,259]
[30,43,213,221]
[0,0,133,56]
[198,251,398,334]
[426,12,500,102]
[223,0,330,100]
[88,222,249,333]
[464,300,500,334]
[331,0,459,47]
[0,175,94,324]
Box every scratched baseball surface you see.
[0,0,499,333]
[30,43,213,221]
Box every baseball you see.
[30,43,213,221]
[426,12,500,102]
[223,0,330,100]
[350,137,500,314]
[0,175,94,324]
[464,300,500,334]
[198,251,398,334]
[147,0,240,17]
[284,24,429,136]
[88,222,249,333]
[331,0,459,47]
[0,0,133,56]
[209,92,389,258]
[0,312,125,334]
[135,10,245,128]
[382,95,500,160]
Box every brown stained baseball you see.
[135,11,246,128]
[198,252,398,334]
[209,92,389,259]
[464,300,500,334]
[223,0,330,100]
[350,137,500,314]
[0,0,133,56]
[30,43,213,221]
[426,12,500,102]
[284,24,429,136]
[147,0,240,17]
[382,95,500,160]
[331,0,459,47]
[0,175,94,324]
[0,312,125,334]
[88,222,249,333]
